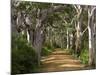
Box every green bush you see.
[41,42,54,56]
[11,34,38,74]
[80,48,89,64]
[46,44,54,50]
[41,46,52,56]
[66,48,89,64]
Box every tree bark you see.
[88,6,96,66]
[33,9,45,66]
[33,18,44,66]
[74,5,82,57]
[67,30,70,49]
[70,33,74,49]
[75,18,82,57]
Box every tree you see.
[73,5,83,57]
[88,6,96,66]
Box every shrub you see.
[41,42,54,56]
[41,46,52,56]
[11,34,38,74]
[80,48,89,64]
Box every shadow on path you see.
[38,48,89,72]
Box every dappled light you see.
[59,64,84,68]
[38,49,86,72]
[41,57,55,62]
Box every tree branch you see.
[41,5,67,22]
[58,15,68,25]
[88,6,96,17]
[81,26,88,36]
[90,7,96,17]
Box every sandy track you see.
[38,48,86,72]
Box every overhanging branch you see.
[81,26,88,36]
[41,5,67,22]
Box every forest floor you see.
[37,48,90,72]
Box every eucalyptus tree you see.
[88,6,96,66]
[73,5,84,57]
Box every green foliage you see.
[16,1,51,11]
[33,2,51,9]
[11,34,38,74]
[41,42,54,56]
[66,47,89,65]
[80,48,89,64]
[41,47,52,56]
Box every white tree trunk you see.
[88,6,96,66]
[70,33,73,49]
[88,21,93,65]
[74,5,82,57]
[67,30,69,49]
[26,30,30,43]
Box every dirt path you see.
[38,48,86,72]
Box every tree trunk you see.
[26,29,30,43]
[70,33,73,49]
[88,6,96,66]
[33,19,44,66]
[75,19,82,57]
[73,5,82,57]
[72,31,76,54]
[28,29,34,45]
[33,9,45,66]
[67,30,70,49]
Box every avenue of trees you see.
[11,0,96,74]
